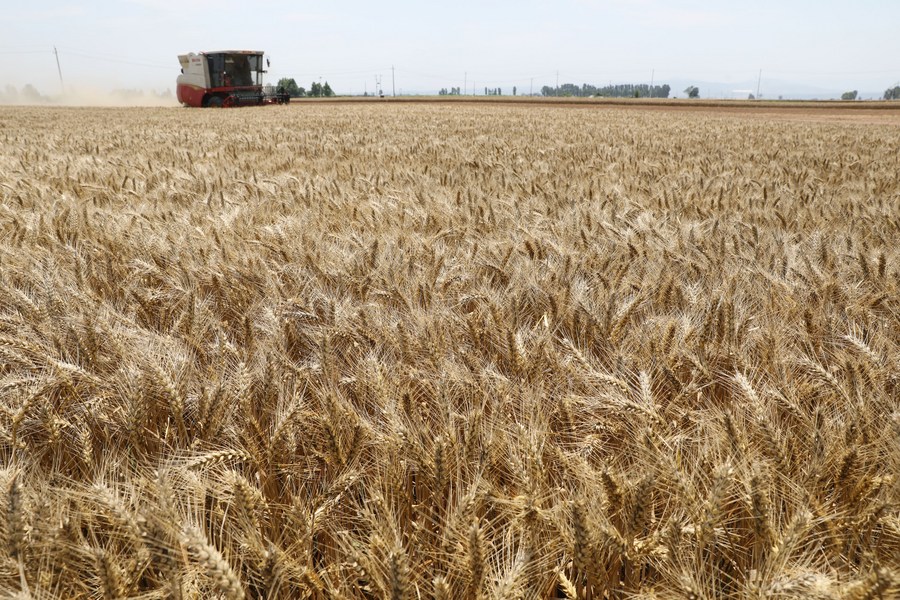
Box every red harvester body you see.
[176,50,289,107]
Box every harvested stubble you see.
[0,103,898,599]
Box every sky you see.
[3,0,899,99]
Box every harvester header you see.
[176,50,289,107]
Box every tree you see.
[841,90,858,101]
[277,78,302,98]
[309,82,322,97]
[684,86,700,99]
[22,84,44,102]
[2,84,18,103]
[322,82,334,97]
[513,86,517,96]
[884,86,900,100]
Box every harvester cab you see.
[177,50,290,107]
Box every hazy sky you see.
[4,0,899,98]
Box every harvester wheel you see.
[207,96,223,108]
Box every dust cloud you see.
[0,84,179,107]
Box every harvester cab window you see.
[207,54,225,88]
[247,55,264,86]
[226,55,253,87]
[205,53,257,88]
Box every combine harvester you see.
[176,50,290,107]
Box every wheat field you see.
[0,103,898,599]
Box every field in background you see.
[1,103,898,598]
[297,96,900,124]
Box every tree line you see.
[276,78,334,98]
[273,77,900,100]
[541,83,671,98]
[439,87,520,96]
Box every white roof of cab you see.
[201,50,264,55]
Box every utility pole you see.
[649,69,654,98]
[392,66,396,97]
[756,69,762,100]
[54,46,64,92]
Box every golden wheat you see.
[0,102,897,598]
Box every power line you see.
[764,67,900,76]
[274,66,391,77]
[57,48,171,70]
